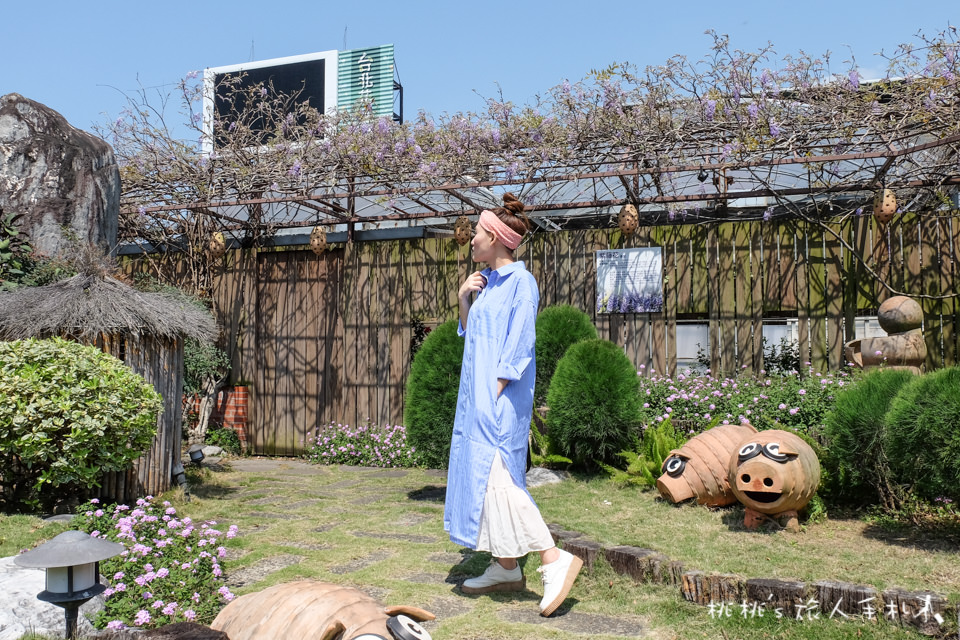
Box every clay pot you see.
[207,232,227,259]
[310,226,328,255]
[453,215,472,246]
[656,422,758,507]
[728,429,820,518]
[211,580,435,640]
[877,296,923,334]
[860,331,926,369]
[617,204,639,236]
[873,188,897,224]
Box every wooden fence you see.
[177,212,960,455]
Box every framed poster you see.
[596,247,664,314]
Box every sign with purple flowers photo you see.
[596,247,663,314]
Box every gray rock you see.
[0,93,119,257]
[201,445,223,457]
[526,467,571,488]
[0,556,105,640]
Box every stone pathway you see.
[211,458,648,638]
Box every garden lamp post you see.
[14,530,124,639]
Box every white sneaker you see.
[537,549,583,616]
[461,561,526,594]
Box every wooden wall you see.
[187,212,960,455]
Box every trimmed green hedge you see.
[0,337,163,512]
[546,339,643,470]
[885,366,960,501]
[534,304,597,407]
[403,320,464,468]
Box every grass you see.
[2,459,957,640]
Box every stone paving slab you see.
[224,554,304,588]
[352,530,439,544]
[329,550,394,575]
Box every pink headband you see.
[479,209,523,250]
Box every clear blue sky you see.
[2,1,956,136]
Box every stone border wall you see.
[548,524,956,636]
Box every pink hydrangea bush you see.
[73,497,238,630]
[303,418,419,467]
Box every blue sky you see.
[1,1,956,136]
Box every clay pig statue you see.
[656,422,758,507]
[211,580,435,640]
[728,429,820,532]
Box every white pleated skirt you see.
[474,452,555,558]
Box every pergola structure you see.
[114,33,960,253]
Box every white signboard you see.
[596,247,664,314]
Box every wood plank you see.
[717,223,736,374]
[750,222,764,373]
[659,226,679,376]
[761,219,781,314]
[706,225,722,374]
[807,226,828,372]
[690,224,709,316]
[824,222,844,370]
[947,215,960,366]
[341,240,359,431]
[778,221,798,311]
[794,225,811,370]
[920,215,943,370]
[734,222,753,372]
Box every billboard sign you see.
[202,50,339,153]
[337,44,396,118]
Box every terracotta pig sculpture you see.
[728,429,820,532]
[211,580,435,640]
[656,422,758,507]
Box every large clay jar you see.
[845,296,926,373]
[728,429,820,530]
[656,422,758,507]
[211,580,435,640]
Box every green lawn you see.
[2,460,956,640]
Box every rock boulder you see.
[0,93,119,257]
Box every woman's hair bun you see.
[501,192,525,216]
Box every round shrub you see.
[0,337,163,512]
[404,319,464,468]
[885,366,960,501]
[535,304,597,407]
[822,368,914,505]
[546,339,643,469]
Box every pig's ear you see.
[384,605,436,621]
[319,621,345,640]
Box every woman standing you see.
[444,193,582,617]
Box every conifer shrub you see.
[404,319,464,468]
[0,337,163,512]
[885,366,960,501]
[534,304,597,407]
[546,339,644,470]
[822,368,914,506]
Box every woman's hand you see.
[458,271,487,302]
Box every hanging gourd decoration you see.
[207,231,227,259]
[617,204,639,235]
[728,429,820,532]
[453,215,472,246]
[656,422,758,507]
[211,580,435,640]
[872,188,897,224]
[309,226,328,254]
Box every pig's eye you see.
[737,442,761,463]
[761,442,789,463]
[663,456,686,477]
